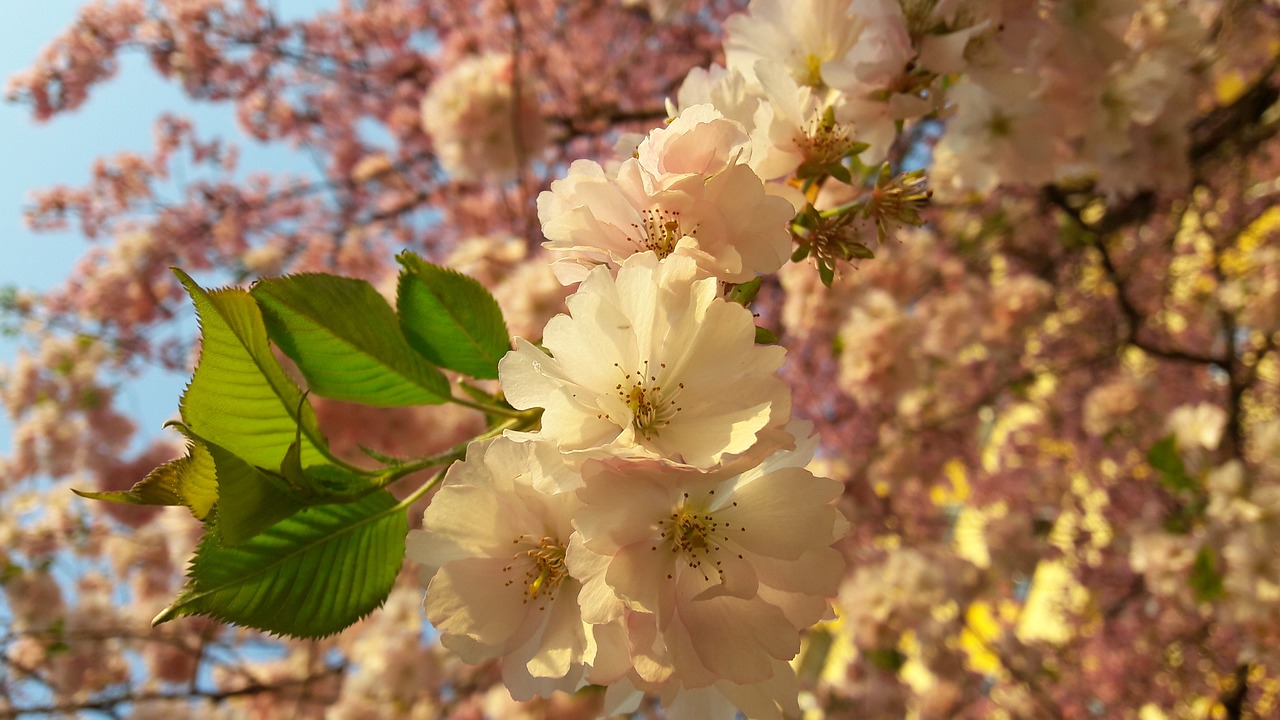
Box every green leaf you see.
[203,438,307,546]
[1148,435,1198,493]
[175,270,330,469]
[154,490,407,638]
[252,274,450,407]
[73,439,218,520]
[1189,545,1224,602]
[279,431,382,503]
[397,252,509,379]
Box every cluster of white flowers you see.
[407,248,849,716]
[930,0,1206,197]
[419,53,547,182]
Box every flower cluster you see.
[409,251,848,717]
[420,52,547,182]
[405,6,944,704]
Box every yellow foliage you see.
[1138,703,1169,720]
[959,602,1004,675]
[1016,559,1090,645]
[1215,70,1247,105]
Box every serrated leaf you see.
[154,490,407,638]
[253,274,450,407]
[279,432,382,503]
[175,270,329,469]
[204,438,307,546]
[1189,545,1224,602]
[397,252,509,379]
[73,440,217,520]
[1148,435,1198,493]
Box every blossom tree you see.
[3,1,1280,718]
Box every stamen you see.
[613,361,684,439]
[630,208,697,259]
[795,111,858,166]
[661,499,740,583]
[503,534,568,610]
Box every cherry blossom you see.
[498,252,791,468]
[406,436,590,700]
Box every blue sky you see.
[1,2,334,456]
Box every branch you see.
[1042,186,1228,365]
[0,665,346,719]
[1221,663,1250,720]
[1190,54,1280,164]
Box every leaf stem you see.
[373,409,541,489]
[447,393,533,419]
[395,465,451,511]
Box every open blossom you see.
[405,437,590,700]
[568,432,846,692]
[420,53,546,182]
[1167,402,1227,452]
[723,0,865,90]
[748,60,862,180]
[537,105,795,285]
[498,252,791,469]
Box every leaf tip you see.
[170,267,196,286]
[152,604,181,627]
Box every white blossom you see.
[420,53,546,182]
[499,252,792,468]
[405,437,589,700]
[569,434,845,689]
[537,107,795,285]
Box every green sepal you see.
[818,259,836,288]
[726,277,763,306]
[795,160,826,181]
[755,326,779,345]
[396,252,510,379]
[153,490,407,638]
[72,437,218,520]
[791,243,812,262]
[252,274,451,407]
[847,242,876,260]
[174,269,331,470]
